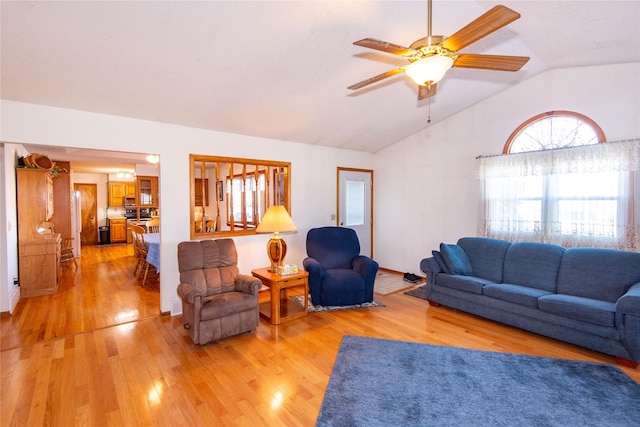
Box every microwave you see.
[124,196,136,207]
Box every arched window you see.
[504,111,606,154]
[476,112,639,251]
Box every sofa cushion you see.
[538,294,616,327]
[440,244,473,275]
[458,237,511,283]
[502,242,564,292]
[432,250,449,273]
[483,284,553,308]
[557,248,640,303]
[436,274,493,295]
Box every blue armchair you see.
[303,227,379,306]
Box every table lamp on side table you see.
[256,205,297,272]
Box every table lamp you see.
[256,205,297,272]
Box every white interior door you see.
[338,168,373,257]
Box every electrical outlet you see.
[330,214,336,220]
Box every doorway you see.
[337,168,373,257]
[74,183,99,245]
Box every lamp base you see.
[266,233,287,272]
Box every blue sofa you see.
[420,237,640,366]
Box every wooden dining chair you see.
[135,226,158,286]
[131,225,147,278]
[147,218,160,233]
[60,237,77,268]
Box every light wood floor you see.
[2,245,638,426]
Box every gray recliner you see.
[177,239,261,345]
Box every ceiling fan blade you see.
[453,54,530,71]
[440,5,521,52]
[353,38,418,56]
[347,67,405,90]
[418,84,437,100]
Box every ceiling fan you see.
[347,1,530,100]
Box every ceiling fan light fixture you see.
[404,55,453,86]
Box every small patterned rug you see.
[293,295,384,312]
[374,271,424,295]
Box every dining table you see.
[144,232,160,273]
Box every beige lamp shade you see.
[256,206,297,272]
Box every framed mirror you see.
[190,154,291,239]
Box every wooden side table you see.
[251,268,309,325]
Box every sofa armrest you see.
[617,282,640,316]
[235,274,262,296]
[177,282,207,304]
[420,257,442,285]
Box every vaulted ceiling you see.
[2,1,639,156]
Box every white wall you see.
[3,62,638,314]
[0,143,29,313]
[0,101,373,314]
[373,62,640,275]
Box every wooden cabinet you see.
[125,182,136,198]
[16,168,61,297]
[108,182,136,206]
[109,218,127,243]
[50,161,72,241]
[18,234,61,298]
[16,168,51,241]
[194,178,209,206]
[137,176,158,207]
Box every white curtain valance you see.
[475,139,640,179]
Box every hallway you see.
[1,244,160,351]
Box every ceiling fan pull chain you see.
[427,95,432,124]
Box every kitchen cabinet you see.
[109,218,127,243]
[137,176,158,207]
[109,182,136,206]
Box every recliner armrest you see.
[177,282,207,304]
[617,282,640,316]
[303,257,324,278]
[353,255,379,278]
[235,274,262,296]
[303,257,324,302]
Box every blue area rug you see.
[316,336,640,426]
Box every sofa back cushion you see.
[557,248,640,302]
[178,239,240,296]
[503,242,565,292]
[457,237,511,282]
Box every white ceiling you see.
[2,1,639,166]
